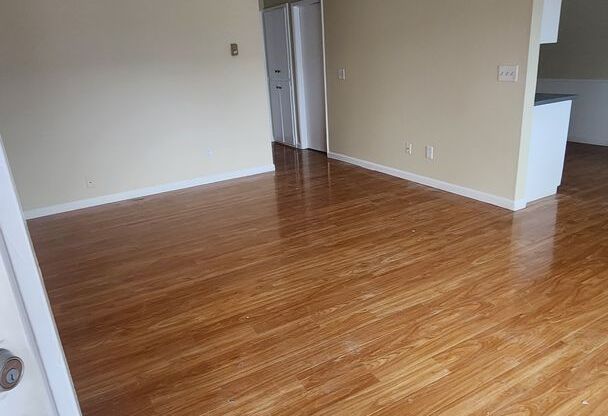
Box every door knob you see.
[0,349,23,391]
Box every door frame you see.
[291,0,328,152]
[319,0,330,154]
[261,0,330,153]
[0,136,81,415]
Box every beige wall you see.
[324,0,540,202]
[539,0,608,79]
[0,0,273,211]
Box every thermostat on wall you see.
[230,43,239,56]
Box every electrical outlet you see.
[405,143,413,155]
[206,148,215,158]
[85,178,96,189]
[425,145,435,160]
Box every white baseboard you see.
[24,164,276,219]
[328,152,526,211]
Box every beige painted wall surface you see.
[539,0,608,79]
[0,0,273,211]
[324,0,537,200]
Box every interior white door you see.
[263,6,291,82]
[277,81,295,146]
[292,0,327,152]
[270,83,284,142]
[0,138,80,415]
[263,5,298,147]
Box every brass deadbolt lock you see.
[0,349,23,391]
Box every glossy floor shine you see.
[30,143,608,415]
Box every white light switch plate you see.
[498,65,519,82]
[338,68,346,80]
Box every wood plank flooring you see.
[28,143,608,415]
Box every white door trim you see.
[291,0,327,152]
[320,0,330,153]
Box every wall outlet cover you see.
[498,65,519,82]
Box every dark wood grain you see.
[28,143,608,415]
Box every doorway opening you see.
[262,1,327,153]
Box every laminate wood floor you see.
[29,143,608,415]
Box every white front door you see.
[0,233,56,415]
[0,137,80,415]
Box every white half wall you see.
[526,100,572,202]
[537,79,608,146]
